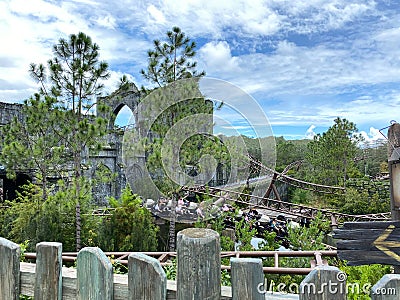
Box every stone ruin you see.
[0,85,143,204]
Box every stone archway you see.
[113,103,134,129]
[97,83,140,131]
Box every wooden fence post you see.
[299,266,346,300]
[176,228,221,300]
[77,247,113,300]
[34,242,63,300]
[371,274,400,300]
[230,258,264,300]
[388,123,400,220]
[0,237,20,300]
[128,253,167,300]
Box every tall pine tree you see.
[30,32,110,250]
[306,117,363,186]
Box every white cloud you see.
[147,5,166,24]
[359,127,386,146]
[305,125,317,139]
[274,0,376,33]
[103,71,138,95]
[0,0,399,138]
[199,41,240,74]
[94,15,117,29]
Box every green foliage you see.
[234,218,258,251]
[275,137,308,172]
[339,263,392,300]
[108,255,129,274]
[355,140,388,177]
[96,186,159,251]
[134,27,229,197]
[31,32,109,105]
[289,213,330,251]
[221,269,231,286]
[141,26,205,87]
[220,235,235,252]
[0,95,67,200]
[265,214,331,289]
[257,231,280,251]
[163,258,177,280]
[305,117,363,186]
[29,32,110,165]
[0,181,97,252]
[290,189,314,205]
[332,187,390,215]
[28,31,111,250]
[19,240,30,262]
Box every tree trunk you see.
[75,152,81,252]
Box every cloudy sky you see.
[1,0,399,141]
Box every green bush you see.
[96,186,159,251]
[0,181,97,251]
[339,263,392,300]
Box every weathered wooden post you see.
[77,247,113,300]
[388,123,400,221]
[388,123,400,273]
[230,258,264,300]
[371,274,400,300]
[0,237,20,300]
[299,266,346,300]
[34,242,63,300]
[176,228,221,300]
[128,253,167,300]
[221,228,235,250]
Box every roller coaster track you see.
[90,157,389,223]
[181,185,390,223]
[248,156,346,195]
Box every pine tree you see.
[141,26,205,87]
[306,117,363,186]
[29,32,110,250]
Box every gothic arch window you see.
[112,103,135,130]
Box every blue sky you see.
[1,0,400,141]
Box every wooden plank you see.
[299,266,346,300]
[176,228,221,300]
[230,258,264,300]
[371,274,400,300]
[128,253,167,300]
[338,250,400,266]
[20,262,233,299]
[336,240,379,250]
[0,237,20,300]
[77,247,113,300]
[333,228,393,239]
[335,222,400,266]
[340,221,400,230]
[34,242,63,300]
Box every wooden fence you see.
[1,228,399,300]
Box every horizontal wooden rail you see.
[24,250,338,275]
